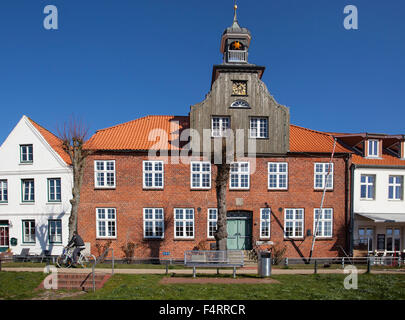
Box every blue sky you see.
[0,0,404,144]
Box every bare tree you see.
[213,138,235,251]
[59,116,91,240]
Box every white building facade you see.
[336,134,405,256]
[0,116,72,255]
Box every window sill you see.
[20,202,35,205]
[143,238,164,241]
[19,162,33,166]
[190,188,211,191]
[314,189,334,192]
[21,243,36,246]
[360,198,375,201]
[174,238,195,241]
[94,187,116,190]
[96,237,117,240]
[268,188,288,192]
[143,188,164,191]
[0,202,8,205]
[46,202,62,205]
[314,237,333,241]
[229,188,250,191]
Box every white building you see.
[336,133,405,256]
[0,116,72,256]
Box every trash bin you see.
[258,251,272,277]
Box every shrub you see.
[121,242,137,264]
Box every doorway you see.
[227,211,252,250]
[0,221,9,252]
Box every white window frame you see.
[20,144,33,163]
[174,208,194,239]
[388,176,403,200]
[313,208,333,238]
[0,180,7,203]
[190,161,211,189]
[96,208,117,239]
[360,175,375,200]
[367,139,379,158]
[22,220,36,243]
[48,178,61,202]
[260,208,271,239]
[94,160,116,188]
[143,208,164,239]
[48,219,62,244]
[268,162,288,190]
[143,160,164,189]
[314,163,334,190]
[230,162,250,190]
[284,209,304,239]
[22,179,35,202]
[250,117,268,139]
[207,208,217,239]
[211,117,230,138]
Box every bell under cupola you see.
[220,3,252,64]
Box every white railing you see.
[227,50,248,63]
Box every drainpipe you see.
[349,163,355,256]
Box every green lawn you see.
[1,271,405,300]
[73,273,405,300]
[0,272,47,300]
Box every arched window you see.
[230,100,250,108]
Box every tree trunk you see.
[214,147,231,251]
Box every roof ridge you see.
[290,124,334,138]
[96,115,181,133]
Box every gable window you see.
[96,208,117,239]
[260,208,271,239]
[207,208,217,239]
[143,161,164,189]
[314,208,333,238]
[284,209,304,238]
[143,208,164,239]
[22,220,36,243]
[0,180,7,203]
[211,117,230,138]
[360,175,375,200]
[22,179,34,202]
[388,176,403,200]
[191,162,211,189]
[94,160,116,188]
[314,163,334,190]
[48,178,61,202]
[268,163,288,190]
[20,144,33,163]
[230,100,250,108]
[48,219,62,243]
[367,140,379,158]
[250,118,268,139]
[174,208,194,239]
[230,162,250,190]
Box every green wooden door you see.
[227,218,252,250]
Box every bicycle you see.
[56,246,96,268]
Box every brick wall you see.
[78,153,348,260]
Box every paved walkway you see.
[2,267,405,275]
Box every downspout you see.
[349,163,355,256]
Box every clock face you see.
[232,81,247,96]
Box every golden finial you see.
[233,0,238,22]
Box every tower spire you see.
[232,0,240,28]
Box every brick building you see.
[78,10,352,260]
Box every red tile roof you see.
[351,153,405,166]
[290,125,350,153]
[86,116,189,151]
[27,117,72,165]
[86,115,349,154]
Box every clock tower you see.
[190,3,290,156]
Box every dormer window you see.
[20,144,33,163]
[367,140,379,158]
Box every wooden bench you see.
[184,250,244,278]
